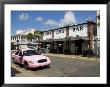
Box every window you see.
[23,50,40,56]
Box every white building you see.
[43,31,52,40]
[11,28,38,49]
[11,16,99,56]
[41,21,97,55]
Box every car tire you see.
[24,62,29,70]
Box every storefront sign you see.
[69,24,87,37]
[73,26,83,32]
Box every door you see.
[14,51,20,63]
[17,51,23,64]
[75,40,83,55]
[57,42,63,54]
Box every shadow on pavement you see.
[11,67,21,77]
[30,65,50,71]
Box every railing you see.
[13,41,38,45]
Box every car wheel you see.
[12,58,16,64]
[24,62,29,70]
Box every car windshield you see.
[23,50,40,56]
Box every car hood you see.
[24,55,49,61]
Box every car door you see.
[14,51,19,63]
[17,51,23,64]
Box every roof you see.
[21,48,35,52]
[42,22,96,33]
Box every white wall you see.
[69,24,88,37]
[54,28,66,39]
[43,31,52,40]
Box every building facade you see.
[11,21,100,55]
[11,28,38,49]
[40,21,98,55]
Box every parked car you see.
[12,48,51,70]
[28,46,41,54]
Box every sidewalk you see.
[42,53,100,62]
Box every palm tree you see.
[33,30,43,49]
[26,33,34,42]
[33,30,43,41]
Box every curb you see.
[43,54,100,62]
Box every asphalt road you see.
[11,56,100,77]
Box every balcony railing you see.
[13,40,38,45]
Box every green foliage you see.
[26,33,34,42]
[11,42,16,50]
[33,30,43,40]
[26,30,43,42]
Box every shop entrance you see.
[57,41,63,54]
[75,40,83,55]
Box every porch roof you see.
[38,37,89,43]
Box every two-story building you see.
[40,21,97,55]
[11,20,99,55]
[11,28,38,49]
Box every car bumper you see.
[28,61,51,68]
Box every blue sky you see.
[11,11,97,35]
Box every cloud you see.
[18,13,29,21]
[59,11,76,27]
[45,19,58,26]
[35,17,44,22]
[35,11,76,29]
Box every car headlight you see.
[28,61,34,64]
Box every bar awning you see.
[38,39,54,43]
[37,36,89,43]
[70,37,89,40]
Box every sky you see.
[11,11,97,35]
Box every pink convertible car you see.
[12,48,51,70]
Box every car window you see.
[23,50,40,56]
[15,51,19,55]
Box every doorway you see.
[75,40,83,55]
[57,41,63,54]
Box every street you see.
[11,55,100,77]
